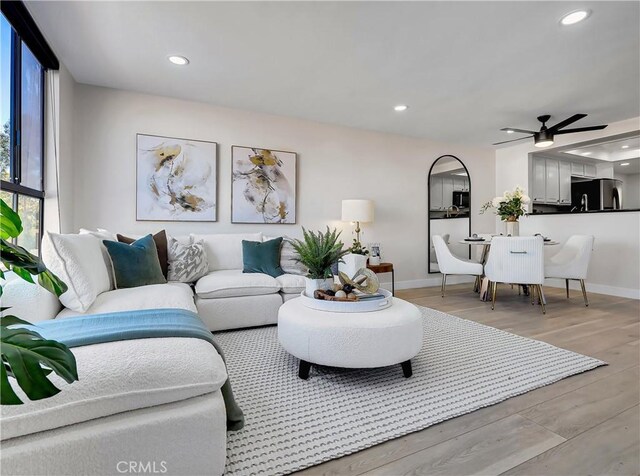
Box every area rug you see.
[215,305,606,476]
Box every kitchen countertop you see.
[529,209,640,216]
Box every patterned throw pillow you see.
[280,238,308,276]
[167,238,209,283]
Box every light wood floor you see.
[296,284,640,476]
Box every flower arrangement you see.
[481,186,530,222]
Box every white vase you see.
[506,220,520,236]
[338,253,368,278]
[304,277,333,296]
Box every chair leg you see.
[537,285,546,314]
[580,279,589,307]
[491,282,497,310]
[565,279,570,299]
[473,275,480,293]
[441,274,447,298]
[530,284,536,305]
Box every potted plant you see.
[291,227,349,295]
[339,239,369,277]
[0,199,78,405]
[480,186,530,236]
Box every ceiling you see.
[26,1,640,146]
[562,135,640,162]
[612,157,640,175]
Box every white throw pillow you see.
[191,233,262,271]
[167,238,209,283]
[41,232,111,312]
[79,228,117,290]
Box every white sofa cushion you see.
[167,238,209,283]
[41,232,111,313]
[0,337,227,440]
[276,273,306,294]
[79,228,117,290]
[264,235,307,275]
[195,269,280,299]
[191,233,262,271]
[56,283,196,318]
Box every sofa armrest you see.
[1,275,62,322]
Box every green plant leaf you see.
[1,361,23,405]
[10,266,34,284]
[0,319,78,405]
[0,199,23,239]
[38,270,68,297]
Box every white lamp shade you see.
[341,199,374,223]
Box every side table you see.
[367,262,395,296]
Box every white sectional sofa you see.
[1,231,305,475]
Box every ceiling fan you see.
[493,114,608,147]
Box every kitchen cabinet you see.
[559,161,571,205]
[545,159,559,203]
[584,164,597,177]
[532,158,546,203]
[430,177,443,210]
[442,178,454,208]
[453,177,465,191]
[571,162,584,176]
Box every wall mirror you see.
[428,155,471,273]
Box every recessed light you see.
[581,152,592,156]
[560,10,591,26]
[506,129,514,134]
[168,55,189,66]
[622,145,630,149]
[620,162,630,166]
[394,105,408,112]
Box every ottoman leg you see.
[401,360,412,378]
[298,360,311,380]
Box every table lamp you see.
[341,199,374,244]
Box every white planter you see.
[339,253,368,278]
[505,220,520,236]
[305,277,333,296]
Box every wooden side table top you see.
[367,262,394,273]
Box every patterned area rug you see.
[215,305,605,476]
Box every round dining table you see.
[458,237,559,302]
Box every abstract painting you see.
[137,134,217,222]
[231,146,297,224]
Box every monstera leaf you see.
[1,198,77,405]
[1,316,78,404]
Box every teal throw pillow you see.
[242,237,284,278]
[103,234,167,289]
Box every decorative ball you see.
[335,290,347,298]
[346,293,355,300]
[342,284,354,294]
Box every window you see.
[1,13,45,255]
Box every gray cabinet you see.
[532,158,546,203]
[453,177,465,191]
[584,164,597,177]
[571,162,584,176]
[545,159,559,204]
[430,177,443,210]
[559,161,571,205]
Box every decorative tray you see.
[299,289,393,313]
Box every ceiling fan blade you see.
[554,125,608,134]
[492,135,534,145]
[500,127,537,134]
[548,114,587,132]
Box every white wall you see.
[615,172,640,209]
[68,84,496,288]
[495,117,640,298]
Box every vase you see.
[304,277,333,296]
[505,217,520,236]
[338,253,368,278]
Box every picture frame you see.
[136,133,218,222]
[231,146,297,224]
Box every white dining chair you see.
[545,235,594,306]
[432,235,483,297]
[484,236,546,314]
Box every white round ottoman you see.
[277,297,423,379]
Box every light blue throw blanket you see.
[32,308,244,430]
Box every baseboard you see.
[379,275,474,291]
[544,278,640,300]
[382,276,639,300]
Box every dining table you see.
[459,236,559,302]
